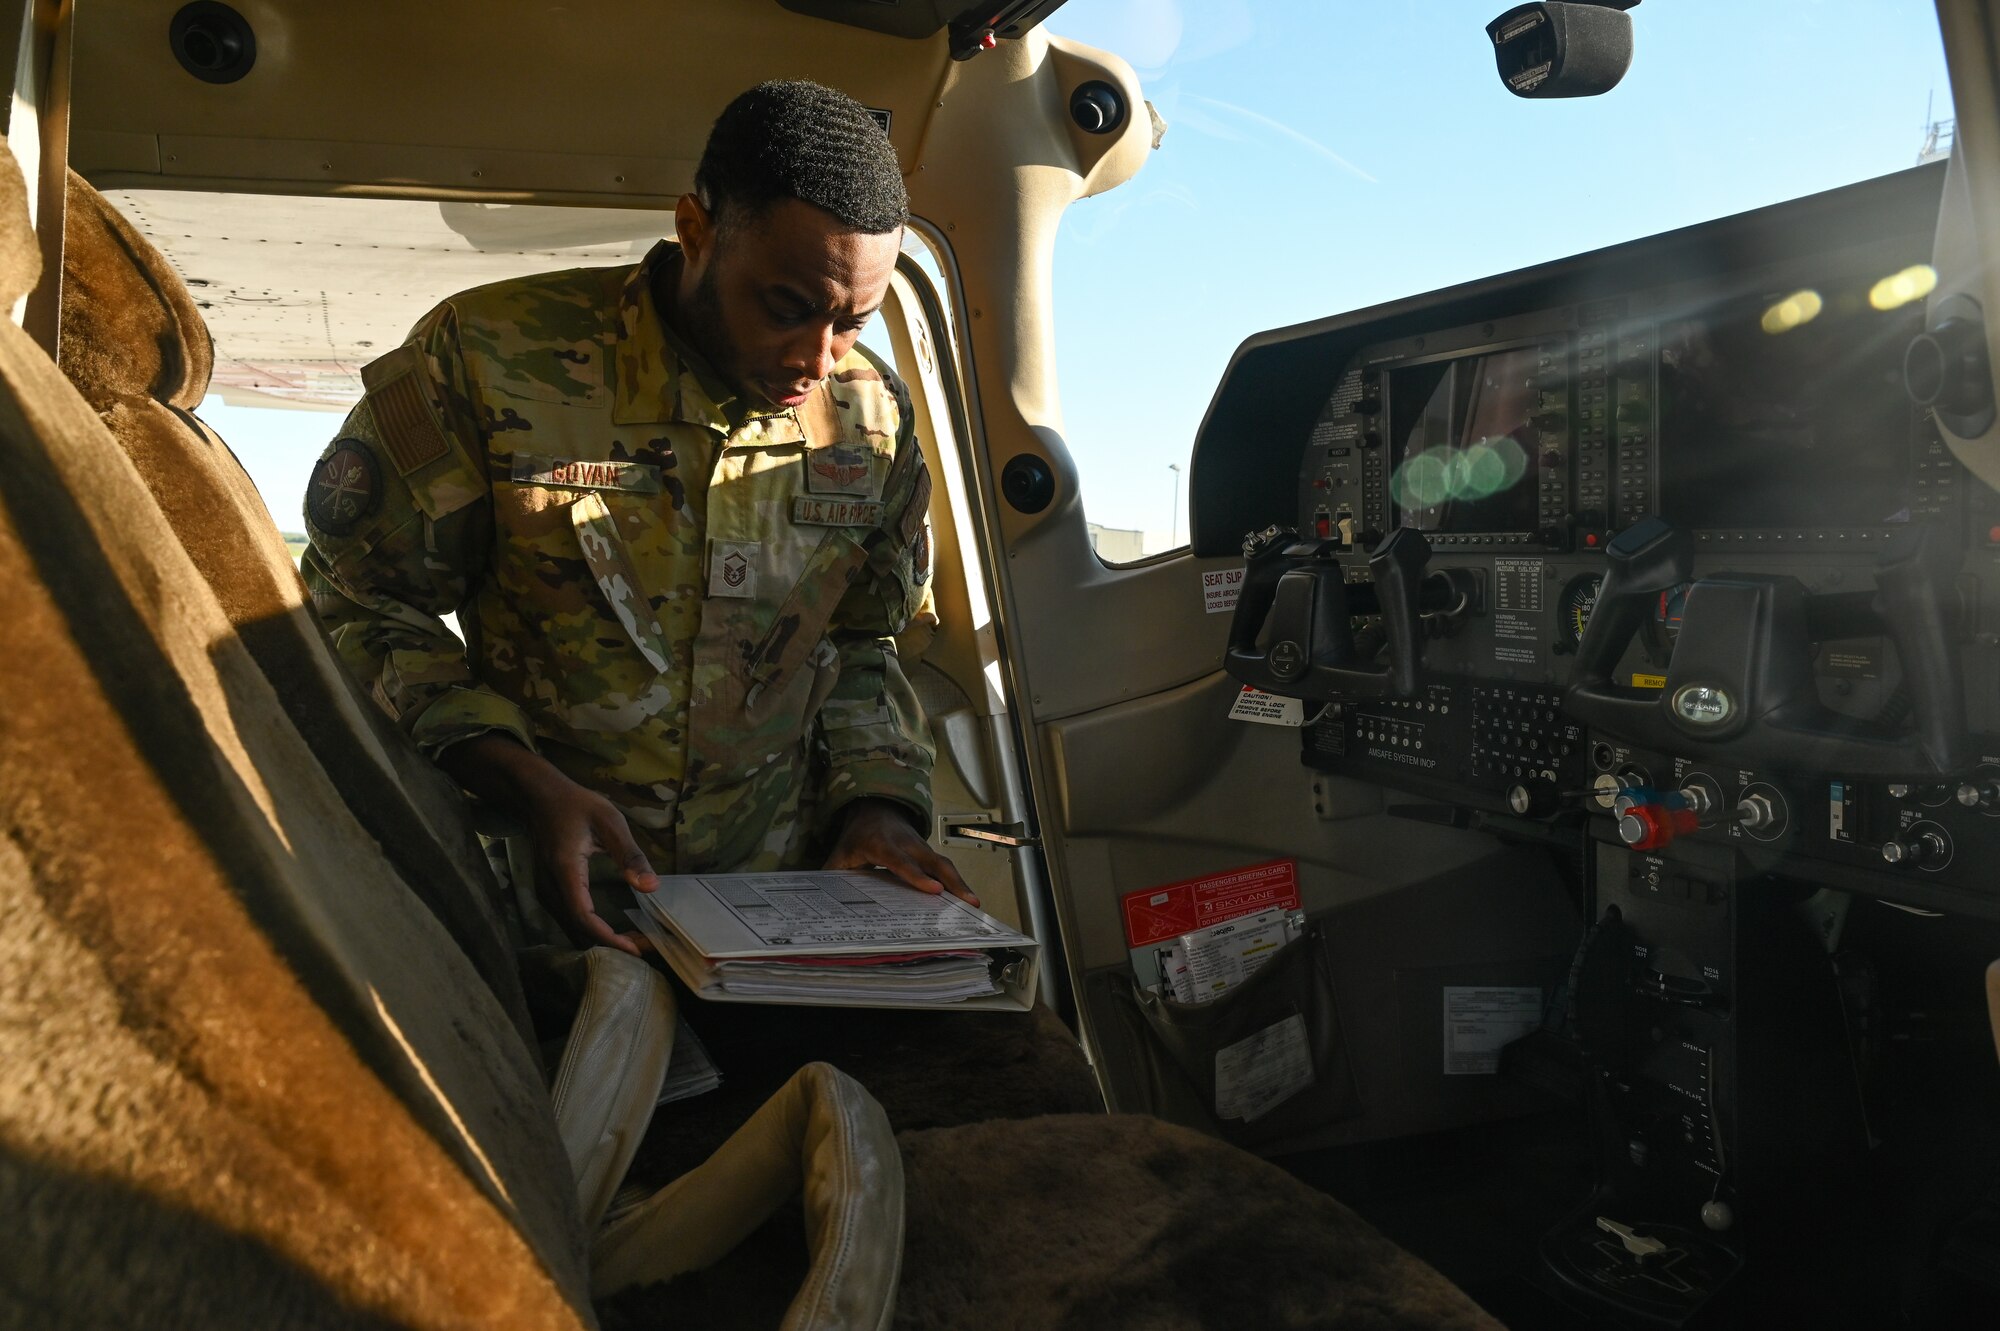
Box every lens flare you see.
[1869,264,1938,311]
[1394,449,1454,508]
[1760,289,1824,334]
[1454,440,1509,499]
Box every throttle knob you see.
[1612,786,1676,817]
[1619,802,1699,851]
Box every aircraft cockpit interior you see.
[5,1,2000,1329]
[1201,155,2000,1325]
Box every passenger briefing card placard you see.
[1122,859,1302,992]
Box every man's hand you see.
[824,798,978,907]
[439,735,658,955]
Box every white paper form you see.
[701,872,1018,949]
[1214,1014,1316,1122]
[1442,986,1545,1075]
[1162,907,1302,1004]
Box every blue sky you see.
[210,0,1954,548]
[1047,0,1955,547]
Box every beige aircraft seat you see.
[8,138,1502,1328]
[55,166,534,1040]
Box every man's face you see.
[675,195,901,411]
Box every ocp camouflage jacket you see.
[303,241,935,873]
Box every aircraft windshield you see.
[1049,0,1957,560]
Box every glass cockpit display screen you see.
[1386,346,1541,534]
[1658,292,1919,529]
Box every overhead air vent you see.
[169,2,256,85]
[1068,80,1126,135]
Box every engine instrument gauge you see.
[1557,574,1602,653]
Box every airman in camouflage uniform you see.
[302,80,962,952]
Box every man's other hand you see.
[439,735,658,955]
[824,798,978,907]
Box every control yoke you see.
[1565,517,1968,777]
[1225,526,1431,701]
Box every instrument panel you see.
[1297,271,1960,570]
[1198,162,2000,919]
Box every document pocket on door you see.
[1111,922,1360,1149]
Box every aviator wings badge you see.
[805,442,878,497]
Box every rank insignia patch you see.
[708,540,759,599]
[308,440,381,536]
[806,442,877,496]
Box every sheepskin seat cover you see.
[627,1113,1503,1331]
[632,990,1105,1185]
[894,1114,1503,1330]
[3,145,593,1326]
[54,168,530,1038]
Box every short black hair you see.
[694,80,908,235]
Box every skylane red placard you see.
[1121,859,1301,948]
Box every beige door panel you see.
[1041,672,1560,973]
[1080,853,1579,1148]
[999,450,1248,722]
[1039,674,1579,1144]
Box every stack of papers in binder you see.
[628,870,1039,1011]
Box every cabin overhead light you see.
[170,2,257,85]
[1487,1,1638,99]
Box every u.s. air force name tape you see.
[792,496,886,527]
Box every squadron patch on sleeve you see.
[307,440,381,535]
[911,523,933,586]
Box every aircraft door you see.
[902,31,1582,1153]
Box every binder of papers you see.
[629,870,1039,1011]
